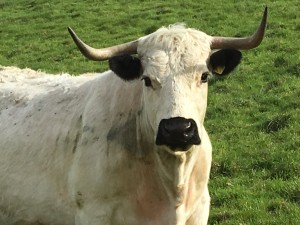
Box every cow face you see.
[69,7,267,152]
[109,26,241,152]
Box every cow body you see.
[0,64,211,225]
[0,9,267,224]
[0,67,92,224]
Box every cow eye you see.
[201,72,210,83]
[141,76,152,87]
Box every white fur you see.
[0,25,213,225]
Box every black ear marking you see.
[109,54,142,81]
[209,49,242,76]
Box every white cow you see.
[0,8,267,225]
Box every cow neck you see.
[135,108,156,157]
[155,147,199,209]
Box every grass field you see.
[1,0,299,224]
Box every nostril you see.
[162,122,170,133]
[184,121,192,131]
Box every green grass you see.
[1,0,299,224]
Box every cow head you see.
[68,8,267,153]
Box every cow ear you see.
[109,54,142,81]
[208,49,242,76]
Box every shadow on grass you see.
[261,114,290,133]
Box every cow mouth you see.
[156,134,201,151]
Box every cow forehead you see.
[137,24,212,75]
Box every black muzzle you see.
[156,117,201,151]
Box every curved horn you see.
[68,27,138,61]
[211,6,268,50]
